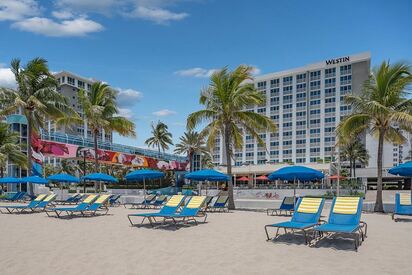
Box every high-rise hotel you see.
[214,52,371,166]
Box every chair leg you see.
[264,225,271,241]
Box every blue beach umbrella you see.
[126,169,165,199]
[47,173,80,200]
[20,176,49,184]
[269,166,324,198]
[185,169,230,195]
[0,177,21,184]
[82,173,118,183]
[82,173,118,193]
[389,162,412,193]
[184,169,230,181]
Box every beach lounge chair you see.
[312,197,366,251]
[56,193,82,205]
[264,197,325,244]
[31,193,57,211]
[126,194,156,209]
[83,194,112,216]
[149,195,167,208]
[108,194,121,206]
[45,194,99,218]
[267,196,297,216]
[0,194,48,214]
[162,196,208,226]
[127,195,185,227]
[392,193,412,221]
[209,195,229,212]
[203,196,214,211]
[0,191,26,202]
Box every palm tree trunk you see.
[93,129,99,172]
[353,161,357,178]
[27,112,34,195]
[0,166,4,178]
[374,130,385,212]
[224,125,235,210]
[188,151,193,172]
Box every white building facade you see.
[214,52,374,166]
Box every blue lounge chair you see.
[209,195,229,212]
[267,196,297,216]
[162,196,207,226]
[127,195,185,227]
[0,191,26,202]
[0,194,48,214]
[108,194,121,206]
[31,193,57,211]
[264,197,325,244]
[127,194,156,209]
[313,197,366,251]
[149,195,167,208]
[56,193,82,205]
[392,193,412,221]
[45,194,99,218]
[83,194,112,216]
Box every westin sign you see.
[325,56,350,65]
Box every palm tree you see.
[0,58,77,194]
[0,122,27,177]
[57,159,78,175]
[145,121,173,154]
[174,130,209,172]
[337,61,412,212]
[339,138,369,178]
[78,82,136,172]
[187,65,276,209]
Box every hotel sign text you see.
[325,56,350,65]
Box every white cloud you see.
[118,107,134,119]
[52,10,74,20]
[0,0,40,21]
[153,109,177,116]
[129,6,188,24]
[0,65,16,88]
[12,17,104,37]
[54,0,120,15]
[116,88,143,108]
[175,65,261,78]
[175,67,218,78]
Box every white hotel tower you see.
[214,52,372,166]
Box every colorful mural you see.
[31,134,188,171]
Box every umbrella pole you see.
[143,178,146,201]
[293,178,296,207]
[60,182,63,200]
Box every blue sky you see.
[1,0,411,152]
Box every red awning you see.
[237,176,249,181]
[328,175,346,180]
[256,175,269,181]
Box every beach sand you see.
[0,205,411,275]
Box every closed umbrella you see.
[125,169,164,200]
[389,162,412,194]
[268,166,324,203]
[47,173,80,200]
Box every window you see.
[270,97,279,104]
[78,80,85,89]
[283,104,293,110]
[310,128,320,134]
[283,113,293,119]
[310,109,321,115]
[296,130,306,136]
[310,80,321,90]
[283,131,292,137]
[296,73,306,83]
[270,151,279,156]
[325,78,336,87]
[283,95,293,101]
[270,88,279,96]
[325,127,335,132]
[270,115,279,120]
[325,147,333,152]
[297,111,306,117]
[325,88,336,97]
[310,71,321,80]
[310,138,320,143]
[283,122,293,127]
[283,76,293,85]
[270,141,279,147]
[296,158,306,163]
[257,108,266,113]
[340,75,352,85]
[257,81,266,89]
[310,148,320,153]
[325,117,336,123]
[296,102,306,108]
[270,79,279,87]
[310,100,321,106]
[340,64,352,75]
[283,149,292,155]
[325,107,335,113]
[296,93,306,99]
[246,152,254,157]
[340,85,352,94]
[325,68,336,77]
[283,140,292,146]
[296,120,306,126]
[340,105,351,111]
[270,106,279,112]
[283,86,293,93]
[296,139,306,144]
[310,90,321,97]
[310,119,321,125]
[296,148,306,154]
[325,137,335,142]
[296,83,306,92]
[67,77,75,85]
